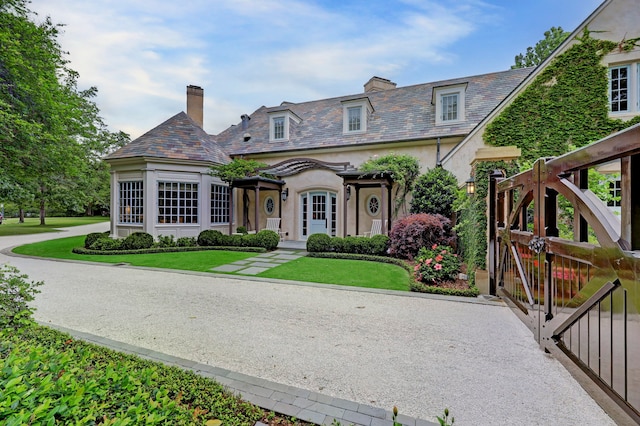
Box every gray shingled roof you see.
[105,112,231,164]
[215,68,533,156]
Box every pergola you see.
[227,176,285,234]
[336,170,395,236]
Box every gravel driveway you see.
[0,223,615,425]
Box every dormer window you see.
[342,98,373,134]
[433,83,467,125]
[269,110,301,141]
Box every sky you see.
[30,0,604,139]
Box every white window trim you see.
[434,83,466,126]
[269,110,301,141]
[608,62,640,116]
[342,98,373,134]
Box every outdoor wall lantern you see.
[346,185,351,201]
[281,188,289,202]
[466,177,475,196]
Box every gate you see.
[488,123,640,423]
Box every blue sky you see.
[31,0,603,139]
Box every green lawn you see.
[14,235,410,290]
[0,216,109,236]
[258,257,409,291]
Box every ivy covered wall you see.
[484,30,640,162]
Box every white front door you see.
[301,191,337,238]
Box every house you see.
[105,70,530,241]
[105,0,639,243]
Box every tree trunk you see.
[19,208,24,223]
[39,198,46,225]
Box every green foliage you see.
[414,245,461,285]
[487,30,640,162]
[254,230,280,250]
[197,229,226,246]
[306,233,332,252]
[210,158,271,182]
[0,265,42,329]
[0,324,266,425]
[409,280,480,297]
[359,153,420,217]
[122,232,154,250]
[410,167,458,218]
[156,234,177,248]
[437,408,455,426]
[84,231,109,248]
[176,236,197,247]
[0,2,130,224]
[236,226,248,234]
[89,237,124,251]
[513,26,569,68]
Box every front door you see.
[301,191,337,238]
[310,193,327,235]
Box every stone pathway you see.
[211,249,306,275]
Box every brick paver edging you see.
[42,323,438,426]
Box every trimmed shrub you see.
[368,234,390,256]
[89,237,124,251]
[197,230,225,246]
[306,233,332,252]
[176,237,197,247]
[122,232,154,250]
[156,234,177,248]
[255,230,280,250]
[84,232,109,249]
[236,226,248,234]
[228,234,244,247]
[389,213,455,260]
[410,167,458,218]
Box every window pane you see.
[158,181,198,224]
[211,184,230,224]
[273,117,285,139]
[441,94,458,121]
[610,66,629,112]
[348,106,361,131]
[118,181,144,224]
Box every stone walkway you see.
[211,249,306,275]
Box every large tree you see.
[0,0,127,223]
[512,26,570,69]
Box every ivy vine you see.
[484,29,640,162]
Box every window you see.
[366,194,380,216]
[608,179,621,207]
[610,66,629,112]
[342,98,372,134]
[348,106,362,131]
[264,196,275,216]
[211,184,230,224]
[157,182,198,224]
[441,93,458,121]
[433,83,466,125]
[272,116,285,140]
[119,181,143,224]
[268,110,300,141]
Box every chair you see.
[265,217,284,241]
[363,219,382,237]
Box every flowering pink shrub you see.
[388,213,455,260]
[414,245,460,285]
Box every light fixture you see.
[346,185,351,201]
[125,205,132,215]
[466,177,475,196]
[281,188,288,201]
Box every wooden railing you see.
[488,123,640,424]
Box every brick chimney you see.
[186,85,203,128]
[364,76,397,93]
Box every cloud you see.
[30,0,496,138]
